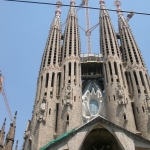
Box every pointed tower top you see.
[70,0,75,6]
[13,111,17,126]
[3,118,6,125]
[1,118,6,132]
[99,0,109,17]
[55,1,62,16]
[0,118,6,147]
[100,0,105,5]
[114,0,122,14]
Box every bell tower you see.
[23,2,62,150]
[115,0,150,140]
[100,0,136,132]
[57,0,82,135]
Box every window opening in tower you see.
[129,72,134,93]
[64,65,66,86]
[104,63,108,83]
[142,106,145,113]
[133,71,140,94]
[51,72,55,87]
[55,103,59,132]
[69,63,71,76]
[114,62,119,82]
[125,72,130,92]
[45,73,49,88]
[131,103,138,130]
[39,76,43,100]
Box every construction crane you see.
[77,0,100,54]
[0,71,13,121]
[80,0,92,54]
[63,0,100,54]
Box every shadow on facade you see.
[81,128,121,150]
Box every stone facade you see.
[22,0,150,149]
[100,0,137,133]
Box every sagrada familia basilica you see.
[1,0,150,149]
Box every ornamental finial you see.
[114,0,122,14]
[55,1,62,16]
[100,0,105,5]
[70,0,75,6]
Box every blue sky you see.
[0,0,150,149]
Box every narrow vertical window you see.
[133,71,139,86]
[129,72,134,92]
[58,73,61,95]
[104,63,108,83]
[74,96,76,102]
[64,65,66,86]
[74,62,76,75]
[114,62,119,82]
[49,108,51,115]
[45,73,49,88]
[114,62,118,75]
[108,62,113,82]
[131,103,138,130]
[123,114,126,120]
[69,62,71,76]
[108,62,112,75]
[113,95,115,101]
[51,72,55,87]
[39,76,43,100]
[133,71,140,93]
[125,72,129,87]
[142,106,145,113]
[55,104,59,132]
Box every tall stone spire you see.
[40,1,62,70]
[114,0,145,67]
[0,118,6,149]
[115,0,150,140]
[3,112,17,150]
[58,0,82,134]
[23,2,62,150]
[100,0,136,132]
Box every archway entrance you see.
[81,128,121,150]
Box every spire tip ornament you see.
[114,0,122,13]
[100,0,105,5]
[70,0,75,6]
[55,1,62,16]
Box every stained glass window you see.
[89,100,99,115]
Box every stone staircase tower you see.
[115,0,150,140]
[99,0,136,132]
